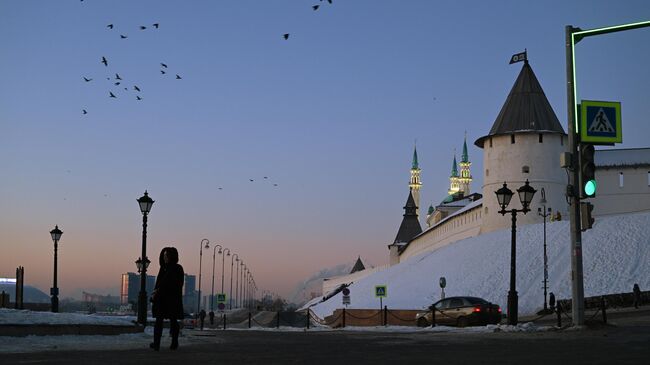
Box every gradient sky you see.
[1,1,649,300]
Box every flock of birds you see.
[80,22,182,115]
[218,176,279,191]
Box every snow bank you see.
[0,309,136,325]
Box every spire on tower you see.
[451,154,459,177]
[461,133,469,163]
[412,143,419,170]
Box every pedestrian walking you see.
[199,309,206,330]
[549,292,556,312]
[633,283,641,309]
[150,247,185,351]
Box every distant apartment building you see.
[120,273,156,307]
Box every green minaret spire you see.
[451,155,458,177]
[412,144,419,169]
[461,134,469,163]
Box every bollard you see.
[383,306,388,327]
[277,311,281,328]
[601,296,607,324]
[248,312,252,328]
[223,314,227,330]
[556,304,562,327]
[431,307,436,327]
[342,308,346,328]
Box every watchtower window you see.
[522,166,530,174]
[511,135,515,144]
[539,134,543,143]
[489,138,493,148]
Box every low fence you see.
[557,290,648,312]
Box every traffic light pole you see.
[566,25,585,326]
[566,20,650,326]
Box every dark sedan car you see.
[415,296,501,327]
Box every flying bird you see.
[101,57,108,66]
[161,70,166,74]
[140,25,147,30]
[313,5,320,10]
[218,187,223,190]
[249,179,254,182]
[136,96,142,100]
[160,63,168,68]
[120,35,127,39]
[124,87,128,90]
[82,109,87,114]
[273,184,278,187]
[327,0,332,3]
[107,24,113,29]
[109,92,116,98]
[83,77,92,82]
[283,33,289,40]
[114,82,121,85]
[175,74,182,79]
[264,176,268,179]
[153,23,159,28]
[115,73,122,80]
[134,85,141,92]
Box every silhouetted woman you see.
[150,247,185,351]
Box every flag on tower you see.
[509,50,527,64]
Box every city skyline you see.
[1,1,649,300]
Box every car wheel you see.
[417,317,429,327]
[457,316,469,328]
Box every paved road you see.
[4,319,650,365]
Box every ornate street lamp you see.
[197,239,210,315]
[221,248,230,295]
[496,180,536,325]
[538,188,552,312]
[230,254,238,309]
[49,225,63,313]
[210,244,222,312]
[136,190,154,325]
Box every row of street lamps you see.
[197,239,258,313]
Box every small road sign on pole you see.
[580,100,622,144]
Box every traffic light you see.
[579,143,596,198]
[580,202,595,231]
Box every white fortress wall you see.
[399,203,482,261]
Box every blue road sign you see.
[374,285,387,298]
[580,100,622,143]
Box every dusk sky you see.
[1,1,649,300]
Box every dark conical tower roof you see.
[475,62,565,148]
[350,256,366,274]
[393,190,422,244]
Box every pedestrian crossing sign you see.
[375,285,387,298]
[580,100,622,144]
[216,293,227,303]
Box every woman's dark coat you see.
[152,255,185,319]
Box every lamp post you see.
[210,244,222,312]
[221,248,230,295]
[230,254,238,309]
[197,239,210,315]
[49,225,63,313]
[495,180,536,326]
[235,258,241,308]
[537,188,552,312]
[136,191,154,325]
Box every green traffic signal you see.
[584,179,597,197]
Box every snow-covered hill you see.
[306,211,650,318]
